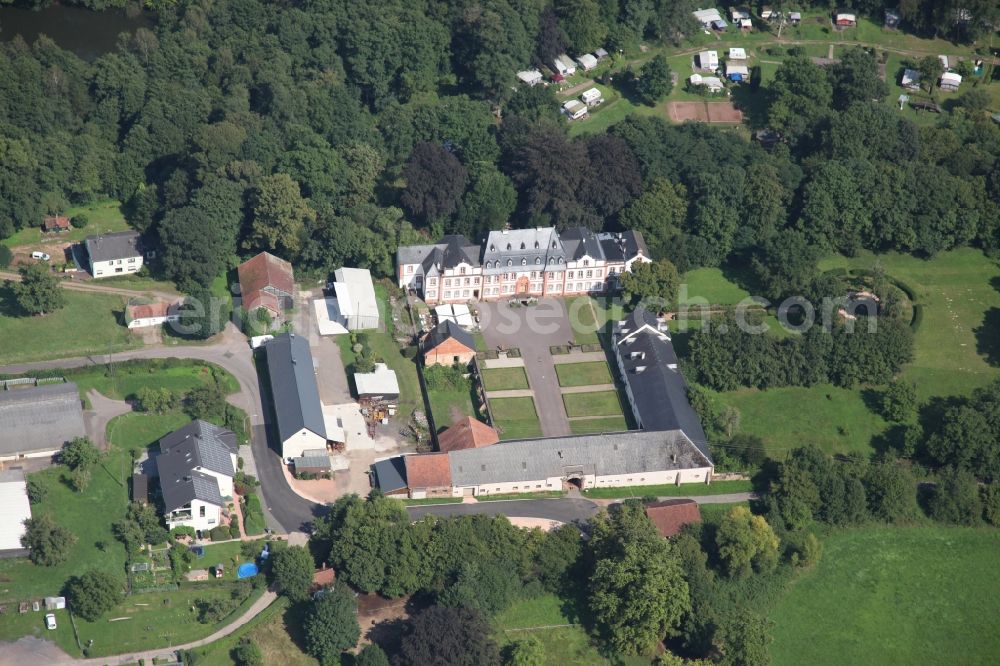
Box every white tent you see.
[435,303,475,328]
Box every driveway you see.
[83,390,131,450]
[477,299,574,437]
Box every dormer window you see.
[551,240,557,248]
[507,259,512,267]
[521,258,527,266]
[520,242,526,249]
[507,243,511,250]
[534,241,539,249]
[535,257,541,265]
[490,244,495,251]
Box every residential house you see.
[126,302,180,329]
[237,252,294,318]
[86,230,143,278]
[354,363,400,406]
[563,99,588,120]
[612,308,710,458]
[940,71,962,91]
[157,420,238,532]
[42,216,70,233]
[581,87,604,107]
[329,267,380,331]
[698,50,719,70]
[263,332,328,459]
[0,469,31,556]
[689,74,725,93]
[0,383,86,462]
[422,320,476,367]
[645,499,702,538]
[577,53,598,71]
[835,13,857,27]
[516,70,543,86]
[436,416,499,453]
[404,453,453,498]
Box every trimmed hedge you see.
[911,304,924,331]
[209,526,231,542]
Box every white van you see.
[31,251,51,261]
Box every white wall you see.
[192,465,235,499]
[0,448,61,463]
[92,255,143,278]
[282,428,327,460]
[456,466,712,497]
[166,499,222,532]
[127,315,180,329]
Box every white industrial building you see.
[0,469,31,556]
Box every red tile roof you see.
[126,302,174,321]
[437,417,499,453]
[404,453,452,488]
[312,567,336,588]
[43,215,70,231]
[237,252,294,314]
[645,499,702,538]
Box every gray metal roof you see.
[560,228,605,261]
[449,429,709,487]
[85,230,142,263]
[159,420,237,478]
[371,457,407,493]
[615,309,710,458]
[293,455,332,469]
[598,231,649,262]
[0,383,85,456]
[423,320,475,354]
[264,333,326,443]
[482,228,565,274]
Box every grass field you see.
[481,366,530,391]
[490,396,543,440]
[680,268,752,306]
[555,361,613,387]
[71,361,238,401]
[568,295,601,345]
[769,527,1000,665]
[819,249,1000,400]
[719,384,889,458]
[562,390,625,418]
[108,411,191,453]
[0,287,140,364]
[582,479,752,499]
[426,381,478,431]
[183,597,311,666]
[1,199,130,249]
[569,416,629,434]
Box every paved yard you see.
[477,299,574,437]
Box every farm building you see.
[263,332,328,460]
[577,53,598,71]
[516,70,543,86]
[354,363,400,405]
[331,267,380,330]
[0,469,31,557]
[436,417,499,453]
[698,50,719,70]
[563,99,588,120]
[404,453,453,499]
[580,87,604,106]
[238,251,294,318]
[422,320,476,367]
[126,302,180,329]
[42,215,70,233]
[645,499,702,538]
[370,456,408,496]
[940,72,962,91]
[0,383,86,461]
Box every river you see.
[0,3,153,61]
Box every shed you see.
[42,216,71,233]
[293,450,333,475]
[370,456,408,495]
[901,68,921,90]
[645,499,702,538]
[126,302,180,329]
[354,363,400,402]
[729,47,747,60]
[516,70,543,86]
[730,8,750,21]
[554,54,576,76]
[562,99,588,120]
[692,8,723,28]
[238,252,294,317]
[739,18,752,29]
[689,74,724,92]
[698,50,719,70]
[580,87,603,106]
[761,7,775,20]
[422,320,476,367]
[577,53,598,71]
[131,473,149,504]
[835,13,857,26]
[711,19,727,30]
[789,11,801,23]
[940,71,962,91]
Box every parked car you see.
[31,251,51,261]
[45,613,57,630]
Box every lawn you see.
[71,361,237,401]
[336,330,422,421]
[769,526,1000,665]
[108,411,191,454]
[679,267,751,306]
[0,287,140,364]
[568,416,629,434]
[555,361,613,387]
[567,295,601,345]
[1,199,130,248]
[481,366,530,391]
[582,479,752,499]
[719,384,889,459]
[425,381,479,432]
[495,594,648,666]
[489,396,543,440]
[187,597,318,666]
[562,390,625,418]
[819,249,1000,400]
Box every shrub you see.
[171,525,197,540]
[0,245,12,268]
[234,471,259,496]
[229,517,241,539]
[196,597,232,623]
[209,526,231,542]
[70,214,89,228]
[232,638,263,666]
[66,569,124,621]
[26,476,48,504]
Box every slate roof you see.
[482,228,565,274]
[398,235,479,273]
[0,383,85,456]
[423,320,475,355]
[598,231,649,262]
[159,420,237,478]
[449,429,710,487]
[404,453,452,488]
[560,228,605,261]
[263,333,326,443]
[85,230,142,263]
[645,499,702,538]
[615,309,710,458]
[158,466,224,512]
[371,457,407,493]
[437,417,499,453]
[238,252,294,313]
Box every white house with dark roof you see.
[85,230,143,278]
[157,420,238,531]
[263,332,328,459]
[397,227,649,305]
